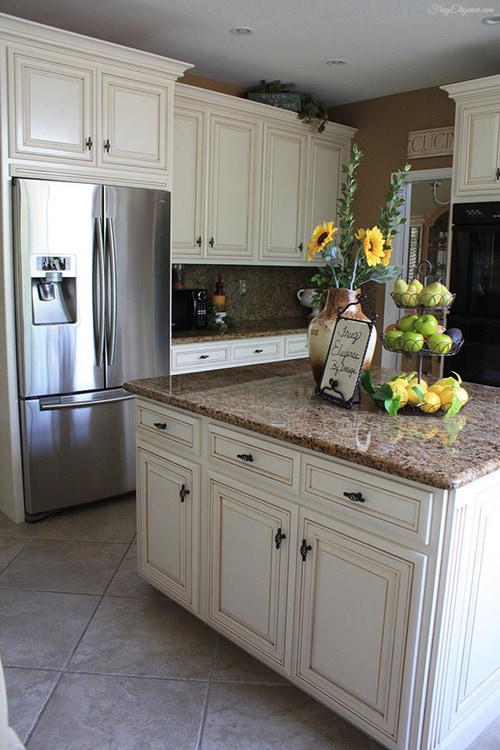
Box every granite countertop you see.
[171,317,309,344]
[124,359,500,491]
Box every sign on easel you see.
[317,316,374,408]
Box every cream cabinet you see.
[9,49,172,178]
[134,398,500,750]
[170,332,307,374]
[442,74,500,199]
[135,401,202,613]
[172,94,261,261]
[172,83,355,264]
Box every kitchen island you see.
[124,360,500,750]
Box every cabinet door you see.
[206,114,260,260]
[172,106,206,259]
[9,50,94,162]
[137,445,199,612]
[295,510,426,745]
[207,475,296,670]
[260,125,308,264]
[456,104,500,194]
[101,74,169,172]
[306,133,346,233]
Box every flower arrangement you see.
[306,145,411,291]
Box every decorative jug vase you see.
[307,288,377,384]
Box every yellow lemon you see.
[428,383,445,395]
[388,380,409,408]
[419,391,441,414]
[440,385,469,412]
[407,384,425,406]
[408,376,427,393]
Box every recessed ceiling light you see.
[326,59,347,67]
[230,27,255,36]
[482,15,500,24]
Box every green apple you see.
[398,314,419,332]
[414,313,438,336]
[428,333,453,354]
[383,329,403,350]
[400,284,419,307]
[400,331,425,352]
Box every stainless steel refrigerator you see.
[12,178,170,520]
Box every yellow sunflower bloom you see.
[380,240,392,266]
[356,226,385,266]
[306,221,338,261]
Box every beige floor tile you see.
[32,494,136,543]
[212,636,287,684]
[0,512,47,538]
[68,596,217,679]
[0,538,128,595]
[106,543,164,598]
[26,673,207,750]
[3,667,61,745]
[0,589,99,669]
[201,682,376,749]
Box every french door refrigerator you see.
[12,178,170,520]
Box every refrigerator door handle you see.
[93,218,106,366]
[39,390,133,410]
[105,217,117,366]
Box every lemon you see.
[428,383,445,395]
[407,384,425,406]
[388,380,409,408]
[440,385,469,412]
[419,391,441,414]
[408,376,427,392]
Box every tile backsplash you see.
[178,264,316,322]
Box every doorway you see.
[381,168,452,370]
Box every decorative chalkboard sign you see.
[317,301,377,409]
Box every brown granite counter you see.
[171,317,309,344]
[124,359,500,490]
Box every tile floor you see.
[0,495,498,750]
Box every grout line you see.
[195,631,220,750]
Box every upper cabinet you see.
[172,84,355,265]
[1,14,192,187]
[442,74,500,201]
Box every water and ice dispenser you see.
[31,255,77,325]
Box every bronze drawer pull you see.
[300,539,312,561]
[275,528,286,549]
[153,422,167,430]
[343,491,366,503]
[236,453,254,462]
[179,484,190,503]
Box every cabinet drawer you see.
[171,343,231,371]
[284,333,308,359]
[302,455,435,544]
[208,423,298,490]
[137,400,201,454]
[232,337,283,363]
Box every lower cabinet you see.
[136,443,200,613]
[135,399,499,750]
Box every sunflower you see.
[306,221,338,261]
[379,239,393,266]
[356,226,385,266]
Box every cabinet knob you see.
[85,136,93,150]
[496,167,500,181]
[254,348,264,353]
[343,491,366,503]
[104,139,111,153]
[274,528,287,550]
[179,484,190,503]
[209,237,214,247]
[300,539,312,561]
[153,422,167,430]
[236,453,254,463]
[298,243,304,252]
[196,236,202,247]
[199,354,210,359]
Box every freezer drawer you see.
[20,390,136,519]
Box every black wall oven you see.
[444,201,500,387]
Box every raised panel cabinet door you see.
[306,134,345,234]
[206,114,259,260]
[101,74,169,171]
[172,106,206,259]
[10,51,94,162]
[207,475,296,670]
[137,445,199,612]
[457,104,500,193]
[260,125,307,263]
[295,510,427,746]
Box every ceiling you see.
[0,0,499,107]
